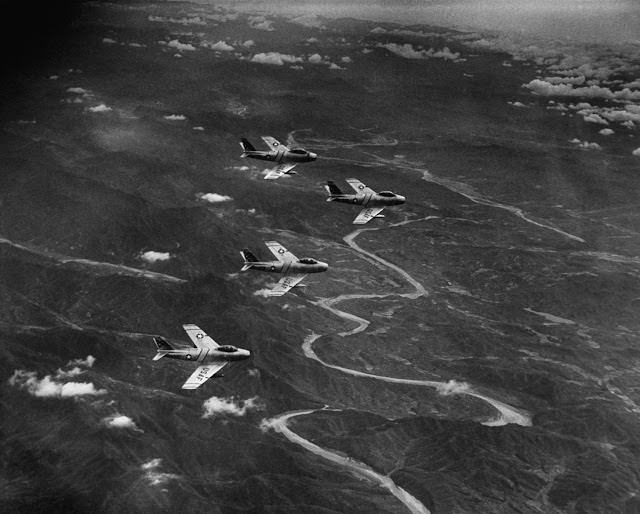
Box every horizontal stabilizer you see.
[326,181,343,196]
[240,138,256,152]
[153,351,169,361]
[154,337,173,351]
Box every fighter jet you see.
[152,324,250,389]
[239,136,318,180]
[240,240,328,296]
[325,178,406,224]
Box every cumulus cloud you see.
[378,43,461,61]
[192,126,204,131]
[9,369,106,398]
[141,459,179,487]
[89,104,112,113]
[164,114,186,120]
[569,138,602,150]
[437,380,470,396]
[102,37,117,44]
[508,101,527,108]
[202,40,234,51]
[599,128,614,135]
[104,414,140,430]
[56,355,96,378]
[525,79,640,101]
[242,40,255,47]
[308,53,323,64]
[67,87,88,95]
[202,396,261,418]
[248,15,274,31]
[165,40,196,52]
[583,113,608,125]
[250,52,302,66]
[140,251,172,263]
[341,56,352,63]
[329,63,343,70]
[70,355,96,368]
[633,148,640,156]
[149,15,206,26]
[200,193,233,203]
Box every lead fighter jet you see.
[152,324,251,389]
[325,178,406,224]
[239,136,318,180]
[240,241,328,296]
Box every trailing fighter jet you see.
[240,240,328,296]
[239,136,318,180]
[325,178,406,224]
[152,324,250,389]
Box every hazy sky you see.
[224,0,640,42]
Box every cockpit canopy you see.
[217,345,237,353]
[289,148,307,154]
[298,258,318,265]
[379,191,396,197]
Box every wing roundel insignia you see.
[196,333,204,339]
[274,142,279,146]
[358,185,364,190]
[278,248,285,254]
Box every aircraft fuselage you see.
[161,347,251,363]
[248,260,328,274]
[329,192,406,207]
[244,149,317,164]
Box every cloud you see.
[341,56,352,63]
[66,87,88,95]
[436,380,470,396]
[329,63,343,70]
[164,114,186,120]
[569,138,602,150]
[599,128,614,135]
[378,43,461,61]
[140,251,172,263]
[200,193,233,203]
[251,52,302,66]
[70,355,96,368]
[148,15,206,26]
[202,396,262,418]
[248,15,274,31]
[141,459,179,487]
[582,113,608,124]
[104,414,140,430]
[202,40,234,51]
[633,148,640,156]
[166,40,196,52]
[192,126,204,131]
[89,104,112,113]
[508,101,527,108]
[9,369,106,398]
[524,79,640,101]
[308,53,323,64]
[242,40,255,47]
[102,37,117,44]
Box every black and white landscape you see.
[2,1,640,512]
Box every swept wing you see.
[182,362,228,389]
[268,274,307,296]
[346,178,376,195]
[353,206,385,225]
[182,324,219,351]
[261,136,289,152]
[265,241,298,262]
[264,163,297,180]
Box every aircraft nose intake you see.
[309,152,318,160]
[398,195,406,203]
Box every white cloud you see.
[148,15,206,26]
[67,87,88,95]
[436,380,469,396]
[89,104,112,113]
[9,369,106,398]
[202,40,234,51]
[200,193,233,203]
[370,26,386,34]
[242,40,255,48]
[378,43,461,61]
[202,396,261,418]
[248,15,274,31]
[633,148,640,156]
[141,459,179,487]
[70,355,96,368]
[329,63,343,70]
[128,42,145,48]
[599,128,614,135]
[166,40,196,52]
[340,56,352,63]
[49,75,59,80]
[164,114,186,121]
[308,53,323,64]
[569,138,602,150]
[508,101,527,108]
[362,48,373,54]
[102,37,117,44]
[140,251,172,263]
[104,414,140,430]
[251,52,302,66]
[55,367,84,378]
[583,113,608,125]
[525,79,640,101]
[192,126,204,131]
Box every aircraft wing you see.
[265,241,298,262]
[182,324,219,351]
[268,274,307,296]
[261,136,289,152]
[264,163,296,180]
[182,362,228,389]
[353,206,385,225]
[346,178,376,195]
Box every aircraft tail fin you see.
[241,249,259,271]
[325,181,344,200]
[153,337,173,360]
[240,138,256,157]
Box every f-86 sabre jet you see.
[152,324,251,389]
[240,136,317,180]
[325,178,406,224]
[240,241,328,296]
